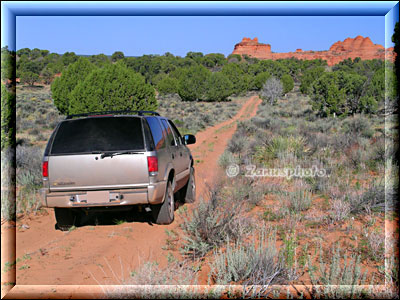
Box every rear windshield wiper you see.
[100,151,142,159]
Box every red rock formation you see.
[232,37,271,58]
[231,36,395,66]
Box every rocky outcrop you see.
[232,36,395,66]
[232,37,271,58]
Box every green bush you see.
[177,65,211,101]
[251,72,271,90]
[156,76,179,95]
[51,57,96,115]
[299,66,325,95]
[310,71,369,116]
[221,63,248,95]
[205,72,233,102]
[69,62,157,114]
[20,71,39,86]
[281,74,294,94]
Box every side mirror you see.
[184,134,196,145]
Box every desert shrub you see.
[307,245,370,298]
[328,199,351,223]
[35,133,46,142]
[260,77,283,105]
[248,184,268,207]
[254,136,309,164]
[355,179,386,213]
[345,146,368,170]
[330,179,385,215]
[180,186,250,258]
[367,136,386,170]
[16,145,42,188]
[209,230,288,285]
[330,132,353,151]
[236,120,257,136]
[227,135,250,155]
[305,132,330,152]
[28,127,40,136]
[126,260,197,285]
[17,187,42,214]
[342,115,374,139]
[251,116,271,130]
[18,100,35,113]
[16,138,31,147]
[279,188,312,213]
[218,150,240,169]
[362,227,385,262]
[16,145,43,214]
[34,117,47,126]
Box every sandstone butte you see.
[231,36,395,66]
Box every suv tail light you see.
[42,161,49,178]
[147,156,158,175]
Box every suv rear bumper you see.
[39,181,167,208]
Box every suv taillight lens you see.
[42,161,49,177]
[147,156,158,173]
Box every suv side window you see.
[168,120,182,145]
[161,119,176,147]
[142,119,155,151]
[146,117,165,150]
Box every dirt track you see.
[10,95,261,290]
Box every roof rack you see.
[65,110,160,119]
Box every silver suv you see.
[40,111,196,230]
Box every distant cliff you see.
[232,36,395,66]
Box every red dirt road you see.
[3,95,261,297]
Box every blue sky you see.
[16,16,388,56]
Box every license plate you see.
[86,191,109,204]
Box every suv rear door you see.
[47,116,149,191]
[160,119,189,189]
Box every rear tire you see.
[54,208,78,231]
[152,180,175,225]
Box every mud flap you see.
[182,167,196,203]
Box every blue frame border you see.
[1,1,399,50]
[1,1,399,299]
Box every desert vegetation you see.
[1,23,398,297]
[107,56,396,297]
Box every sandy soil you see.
[2,95,261,297]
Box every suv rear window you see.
[50,117,145,155]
